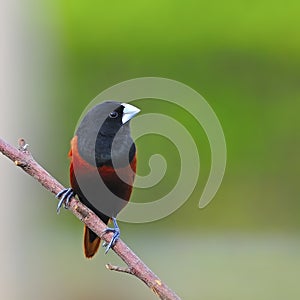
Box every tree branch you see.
[0,137,181,300]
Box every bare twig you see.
[106,263,133,274]
[0,137,181,300]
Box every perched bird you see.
[56,101,140,258]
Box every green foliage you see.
[37,1,300,230]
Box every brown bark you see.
[0,137,181,300]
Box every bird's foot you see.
[103,217,120,254]
[56,188,75,214]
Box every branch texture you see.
[0,137,181,300]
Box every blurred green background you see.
[1,1,299,299]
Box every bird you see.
[56,101,140,258]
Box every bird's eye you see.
[109,111,118,118]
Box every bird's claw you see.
[103,217,120,254]
[56,188,75,214]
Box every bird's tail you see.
[83,225,100,258]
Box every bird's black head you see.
[99,104,125,137]
[76,101,140,166]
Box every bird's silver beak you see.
[121,103,140,124]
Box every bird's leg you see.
[103,217,120,254]
[56,188,75,214]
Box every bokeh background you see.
[1,1,299,299]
